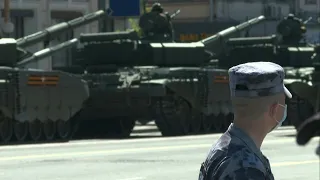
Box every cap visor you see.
[284,85,292,99]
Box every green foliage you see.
[115,0,149,37]
[127,18,143,37]
[114,19,143,37]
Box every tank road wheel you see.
[13,122,28,142]
[175,98,192,134]
[107,118,135,138]
[202,114,213,133]
[191,112,203,134]
[43,121,56,141]
[28,120,43,141]
[119,118,135,138]
[155,96,191,136]
[287,94,299,127]
[70,119,80,138]
[212,113,224,132]
[57,120,71,140]
[296,98,314,127]
[155,99,169,136]
[0,117,13,143]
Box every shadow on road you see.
[0,134,163,147]
[132,128,159,134]
[0,124,295,147]
[101,135,161,140]
[0,139,70,147]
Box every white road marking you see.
[117,177,145,180]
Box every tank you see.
[215,14,319,131]
[66,15,266,137]
[0,10,105,144]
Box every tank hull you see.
[0,67,89,144]
[133,67,233,136]
[71,73,157,138]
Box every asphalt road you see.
[0,123,318,180]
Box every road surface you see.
[0,123,318,180]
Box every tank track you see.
[0,113,136,145]
[154,93,306,137]
[155,95,234,136]
[0,115,79,145]
[0,93,311,145]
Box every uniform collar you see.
[227,123,264,159]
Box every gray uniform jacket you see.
[198,123,275,180]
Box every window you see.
[305,0,317,4]
[8,16,24,38]
[262,5,281,20]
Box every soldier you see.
[277,13,307,45]
[139,2,173,42]
[198,62,292,180]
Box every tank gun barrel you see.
[303,17,313,24]
[226,35,277,46]
[17,38,79,67]
[200,15,266,55]
[17,10,105,48]
[169,9,180,19]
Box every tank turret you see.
[224,15,313,48]
[79,29,139,42]
[75,15,267,68]
[16,10,105,48]
[217,14,317,68]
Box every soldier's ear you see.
[268,102,278,118]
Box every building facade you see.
[145,0,319,42]
[299,0,320,11]
[145,0,292,21]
